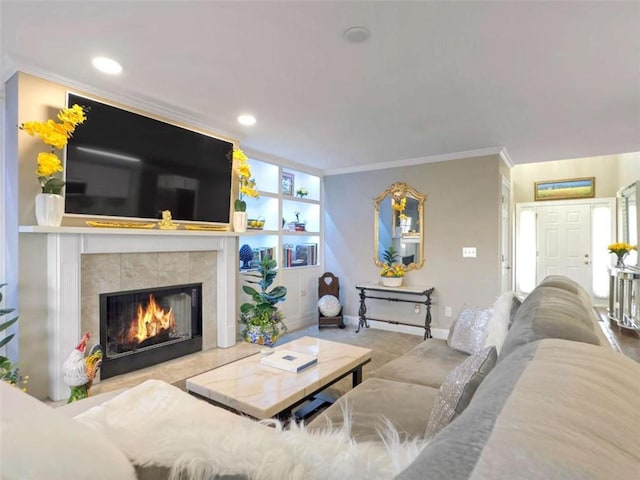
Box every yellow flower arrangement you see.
[233,148,259,212]
[608,242,637,267]
[19,104,88,194]
[380,245,407,278]
[608,242,637,255]
[392,197,406,213]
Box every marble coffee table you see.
[186,336,372,420]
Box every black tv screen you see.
[64,93,234,223]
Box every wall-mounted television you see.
[64,92,234,223]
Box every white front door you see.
[536,204,592,291]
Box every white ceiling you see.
[2,1,639,174]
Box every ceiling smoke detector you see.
[343,26,371,44]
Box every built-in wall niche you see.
[246,196,279,232]
[281,168,320,201]
[248,158,279,194]
[283,200,320,232]
[239,233,277,271]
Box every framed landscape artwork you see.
[534,177,595,201]
[282,171,294,196]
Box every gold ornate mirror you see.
[374,182,426,271]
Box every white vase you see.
[233,211,248,233]
[381,276,403,287]
[35,193,64,227]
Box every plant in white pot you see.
[232,148,259,232]
[240,257,287,346]
[19,104,88,226]
[380,246,407,287]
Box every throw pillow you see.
[484,292,518,354]
[318,294,341,317]
[0,380,136,480]
[447,305,493,354]
[425,345,497,439]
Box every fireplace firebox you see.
[99,283,203,379]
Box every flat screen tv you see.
[64,92,234,223]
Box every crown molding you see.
[4,58,239,144]
[323,146,506,176]
[499,147,514,169]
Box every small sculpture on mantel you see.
[158,210,178,230]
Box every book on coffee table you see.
[260,349,318,373]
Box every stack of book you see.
[260,349,318,373]
[252,247,274,264]
[282,243,318,268]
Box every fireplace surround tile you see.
[120,252,160,290]
[81,254,121,297]
[81,251,219,384]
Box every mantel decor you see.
[534,177,595,201]
[19,104,88,226]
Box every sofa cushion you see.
[447,305,494,354]
[500,285,601,360]
[0,381,137,480]
[307,377,440,443]
[425,345,497,439]
[396,339,640,480]
[371,338,469,388]
[484,291,519,353]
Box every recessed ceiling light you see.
[343,26,371,44]
[238,114,256,126]
[92,56,122,75]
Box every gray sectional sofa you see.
[2,275,639,479]
[308,275,640,478]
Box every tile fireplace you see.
[18,227,238,401]
[100,283,203,379]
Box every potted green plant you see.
[0,283,27,389]
[240,256,287,346]
[380,246,407,287]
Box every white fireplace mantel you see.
[19,226,239,401]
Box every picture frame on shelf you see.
[282,171,295,196]
[534,177,595,201]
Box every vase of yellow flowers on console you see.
[232,148,259,233]
[380,245,407,287]
[19,104,88,226]
[608,242,637,269]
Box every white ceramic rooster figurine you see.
[62,332,103,403]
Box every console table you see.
[608,266,640,331]
[355,283,435,339]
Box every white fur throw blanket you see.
[74,380,426,480]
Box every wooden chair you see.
[318,272,345,329]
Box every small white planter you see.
[381,276,403,287]
[233,211,248,232]
[35,193,64,226]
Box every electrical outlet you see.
[445,306,453,317]
[300,289,307,297]
[414,304,421,314]
[462,247,477,258]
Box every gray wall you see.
[324,155,503,333]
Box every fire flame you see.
[129,294,175,344]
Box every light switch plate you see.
[462,247,477,258]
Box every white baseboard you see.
[343,315,448,339]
